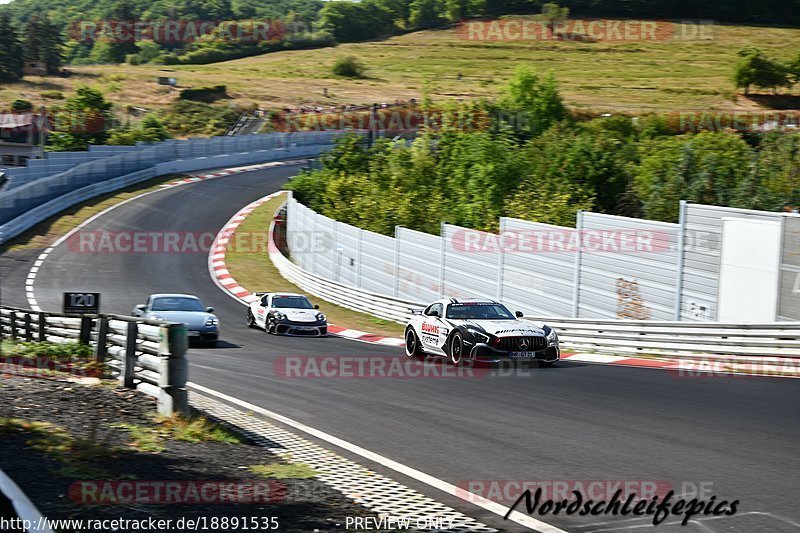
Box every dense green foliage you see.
[288,68,800,232]
[0,15,24,82]
[48,86,113,151]
[161,100,240,136]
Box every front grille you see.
[493,336,546,352]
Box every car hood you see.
[452,319,545,337]
[275,308,321,322]
[147,311,215,328]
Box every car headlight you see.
[466,327,489,343]
[316,313,326,322]
[546,327,558,345]
[205,317,218,327]
[274,312,287,321]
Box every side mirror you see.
[135,304,146,312]
[206,307,214,313]
[314,304,320,309]
[430,310,440,318]
[515,311,524,318]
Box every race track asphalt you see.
[3,165,799,532]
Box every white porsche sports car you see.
[246,292,328,336]
[404,298,559,366]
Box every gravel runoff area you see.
[0,371,383,532]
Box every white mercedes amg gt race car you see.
[246,292,328,336]
[404,298,560,366]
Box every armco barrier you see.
[0,130,359,245]
[269,210,800,359]
[0,306,189,415]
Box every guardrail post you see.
[10,311,17,341]
[78,316,93,345]
[121,322,138,388]
[37,312,46,342]
[93,317,109,364]
[23,313,32,342]
[157,323,189,416]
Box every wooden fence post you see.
[37,313,46,342]
[93,317,109,364]
[121,321,138,388]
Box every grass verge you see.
[249,462,318,479]
[224,192,404,338]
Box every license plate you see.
[296,327,316,332]
[187,331,200,337]
[510,351,537,358]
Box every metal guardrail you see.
[268,212,800,359]
[525,317,800,359]
[0,306,189,414]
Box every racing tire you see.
[265,318,276,335]
[405,328,424,358]
[246,310,256,328]
[450,332,465,366]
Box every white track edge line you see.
[188,382,567,533]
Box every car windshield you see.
[151,297,205,312]
[272,296,313,309]
[446,303,514,320]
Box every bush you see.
[332,56,366,78]
[40,90,64,100]
[162,100,239,136]
[178,85,228,103]
[10,99,33,111]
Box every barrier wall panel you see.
[681,203,783,321]
[396,227,442,303]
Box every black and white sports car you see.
[404,298,560,366]
[247,292,327,336]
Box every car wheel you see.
[405,328,423,358]
[450,332,464,366]
[246,310,256,328]
[265,318,275,334]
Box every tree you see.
[733,47,792,95]
[409,0,445,28]
[23,17,43,66]
[541,2,569,34]
[49,86,113,151]
[0,15,24,82]
[23,15,64,74]
[105,0,139,64]
[496,66,569,139]
[634,132,754,222]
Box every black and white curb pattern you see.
[189,392,498,533]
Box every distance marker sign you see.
[63,292,100,315]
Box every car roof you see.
[441,297,499,305]
[150,293,200,300]
[270,293,306,298]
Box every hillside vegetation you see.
[2,23,799,115]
